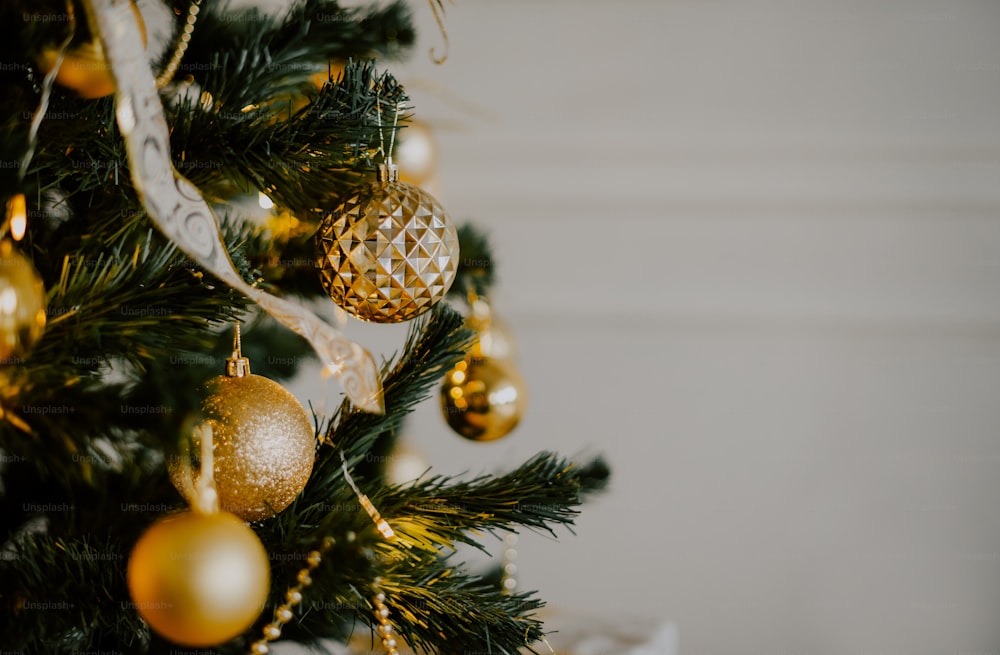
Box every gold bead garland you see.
[500,532,518,594]
[371,580,399,655]
[155,0,203,89]
[247,453,397,653]
[249,536,336,655]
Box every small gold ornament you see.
[169,327,315,522]
[442,297,526,441]
[315,163,459,323]
[0,238,46,364]
[34,1,147,99]
[127,509,270,647]
[441,356,526,442]
[394,120,437,186]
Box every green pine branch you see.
[183,0,414,109]
[167,59,408,211]
[295,303,474,505]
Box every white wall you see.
[288,1,1000,653]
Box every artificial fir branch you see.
[381,453,611,548]
[183,0,413,110]
[295,303,474,507]
[257,452,609,654]
[0,532,147,653]
[377,558,546,655]
[166,59,408,211]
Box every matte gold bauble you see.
[0,240,46,364]
[169,367,316,522]
[394,120,437,186]
[127,509,270,647]
[441,357,526,442]
[315,163,459,323]
[34,1,146,99]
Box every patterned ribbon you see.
[81,0,383,413]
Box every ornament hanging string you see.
[19,4,75,188]
[375,97,404,166]
[9,0,78,241]
[427,0,452,64]
[80,0,384,413]
[176,423,219,514]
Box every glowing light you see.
[258,192,274,210]
[375,518,395,539]
[8,194,26,241]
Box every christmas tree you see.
[0,1,608,653]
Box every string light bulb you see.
[7,194,26,241]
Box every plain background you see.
[240,0,1000,653]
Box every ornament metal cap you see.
[376,163,399,184]
[225,323,251,377]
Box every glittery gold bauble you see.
[441,357,527,442]
[394,121,437,185]
[127,509,270,647]
[315,164,459,323]
[34,2,146,99]
[169,374,315,522]
[0,240,46,364]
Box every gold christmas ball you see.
[394,120,437,186]
[127,509,270,647]
[169,374,316,522]
[315,164,459,323]
[34,1,146,99]
[441,357,526,442]
[36,41,115,100]
[0,240,46,364]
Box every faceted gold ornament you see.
[127,509,270,647]
[169,344,315,522]
[441,356,526,442]
[315,164,459,323]
[0,239,46,364]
